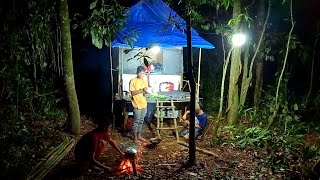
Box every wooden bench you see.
[27,138,76,180]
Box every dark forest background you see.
[0,0,320,179]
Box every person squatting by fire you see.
[74,114,125,173]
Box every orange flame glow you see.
[115,143,146,176]
[116,158,142,175]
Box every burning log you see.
[177,141,219,157]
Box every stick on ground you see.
[177,141,219,157]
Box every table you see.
[117,91,190,137]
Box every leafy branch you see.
[81,0,127,49]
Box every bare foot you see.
[138,136,147,142]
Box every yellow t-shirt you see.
[129,77,148,109]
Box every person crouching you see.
[74,114,125,173]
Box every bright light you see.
[149,45,161,54]
[131,148,137,154]
[232,33,246,47]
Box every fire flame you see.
[115,143,145,176]
[117,158,142,175]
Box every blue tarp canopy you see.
[112,0,215,49]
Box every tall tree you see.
[240,0,270,107]
[227,0,242,125]
[240,43,250,107]
[213,40,233,139]
[59,0,80,135]
[186,10,196,166]
[253,0,266,109]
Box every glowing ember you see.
[116,158,142,175]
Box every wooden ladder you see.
[156,99,179,141]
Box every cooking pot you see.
[144,137,161,149]
[149,137,161,144]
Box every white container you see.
[166,110,180,118]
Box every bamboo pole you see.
[28,140,70,179]
[196,48,202,99]
[28,139,65,177]
[28,138,76,180]
[35,139,76,179]
[28,139,69,179]
[110,46,114,119]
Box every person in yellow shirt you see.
[129,66,148,144]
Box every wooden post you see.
[110,46,115,128]
[196,48,202,99]
[186,10,196,166]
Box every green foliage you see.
[238,107,254,121]
[216,125,270,149]
[215,125,244,145]
[0,0,66,174]
[264,131,304,174]
[237,127,270,148]
[228,14,253,28]
[215,23,232,37]
[249,85,319,176]
[313,91,320,107]
[213,0,235,10]
[123,48,152,62]
[81,0,128,48]
[258,84,304,132]
[1,0,65,122]
[216,115,319,177]
[173,0,220,32]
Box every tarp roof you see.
[112,0,215,49]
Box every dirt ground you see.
[41,118,291,180]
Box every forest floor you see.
[4,117,320,179]
[42,117,319,180]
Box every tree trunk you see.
[241,0,270,110]
[306,22,319,107]
[240,44,249,107]
[227,0,241,125]
[268,0,295,129]
[59,0,80,135]
[254,0,266,108]
[213,36,233,140]
[254,62,263,106]
[186,11,196,166]
[109,44,115,128]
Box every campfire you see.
[115,143,144,176]
[114,138,161,176]
[117,156,142,175]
